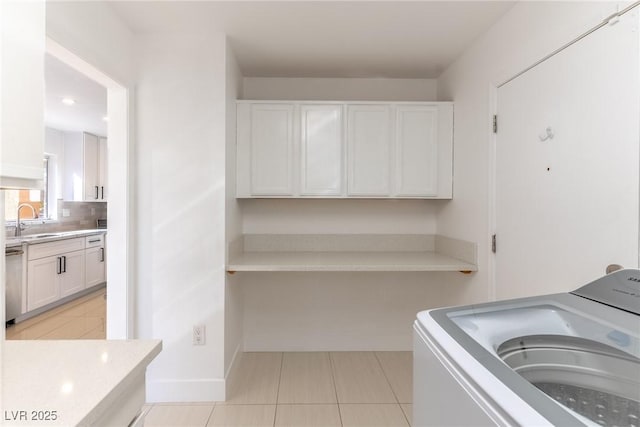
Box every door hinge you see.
[491,234,497,253]
[492,115,498,134]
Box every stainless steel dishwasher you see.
[5,246,24,323]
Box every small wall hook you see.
[539,127,554,142]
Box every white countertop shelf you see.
[3,339,161,426]
[227,234,477,273]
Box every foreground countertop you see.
[2,339,161,426]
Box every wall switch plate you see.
[193,325,206,345]
[62,209,70,217]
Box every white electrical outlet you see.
[91,207,95,215]
[193,325,206,345]
[62,209,70,217]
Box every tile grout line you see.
[273,352,284,427]
[203,402,215,427]
[328,352,345,427]
[373,352,402,405]
[374,352,412,427]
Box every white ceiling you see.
[45,53,108,136]
[110,1,516,78]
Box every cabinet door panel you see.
[347,105,391,196]
[83,133,100,201]
[395,106,438,196]
[59,250,85,298]
[300,105,343,195]
[250,104,294,195]
[99,137,108,200]
[27,257,59,311]
[85,246,106,288]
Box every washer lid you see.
[571,269,640,315]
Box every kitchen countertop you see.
[2,339,161,426]
[5,229,107,248]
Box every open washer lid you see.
[571,269,640,315]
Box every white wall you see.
[436,2,624,305]
[224,40,244,390]
[243,77,437,101]
[135,32,228,402]
[44,127,64,205]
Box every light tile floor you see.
[5,287,106,340]
[144,351,413,427]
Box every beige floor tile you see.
[5,287,106,340]
[144,404,214,426]
[278,352,336,404]
[207,405,275,427]
[340,404,409,427]
[375,352,413,403]
[330,352,396,403]
[226,353,282,404]
[275,404,341,427]
[80,326,106,339]
[400,404,412,426]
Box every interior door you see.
[495,11,640,300]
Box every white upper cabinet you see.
[300,104,343,196]
[63,132,108,201]
[237,101,453,199]
[394,105,438,197]
[0,0,46,189]
[347,105,392,196]
[238,103,294,196]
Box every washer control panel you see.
[572,269,640,315]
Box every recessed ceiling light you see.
[61,97,75,106]
[102,116,109,122]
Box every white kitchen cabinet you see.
[394,105,438,197]
[26,237,87,312]
[63,132,108,201]
[347,105,392,196]
[58,250,86,298]
[0,0,46,189]
[237,101,453,199]
[85,235,106,288]
[26,257,59,311]
[237,103,294,196]
[300,104,344,196]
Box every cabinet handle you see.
[56,257,62,275]
[95,186,99,199]
[101,186,104,199]
[100,248,105,262]
[62,256,67,273]
[88,239,100,244]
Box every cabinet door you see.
[300,105,343,196]
[85,246,106,288]
[347,105,391,196]
[249,104,294,195]
[27,256,59,311]
[59,250,85,298]
[395,106,438,197]
[83,132,100,201]
[0,0,45,189]
[98,137,108,200]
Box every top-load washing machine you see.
[413,269,640,426]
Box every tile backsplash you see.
[5,201,107,237]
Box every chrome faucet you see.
[15,204,37,237]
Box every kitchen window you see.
[4,156,51,221]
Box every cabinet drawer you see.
[28,238,85,261]
[85,234,104,248]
